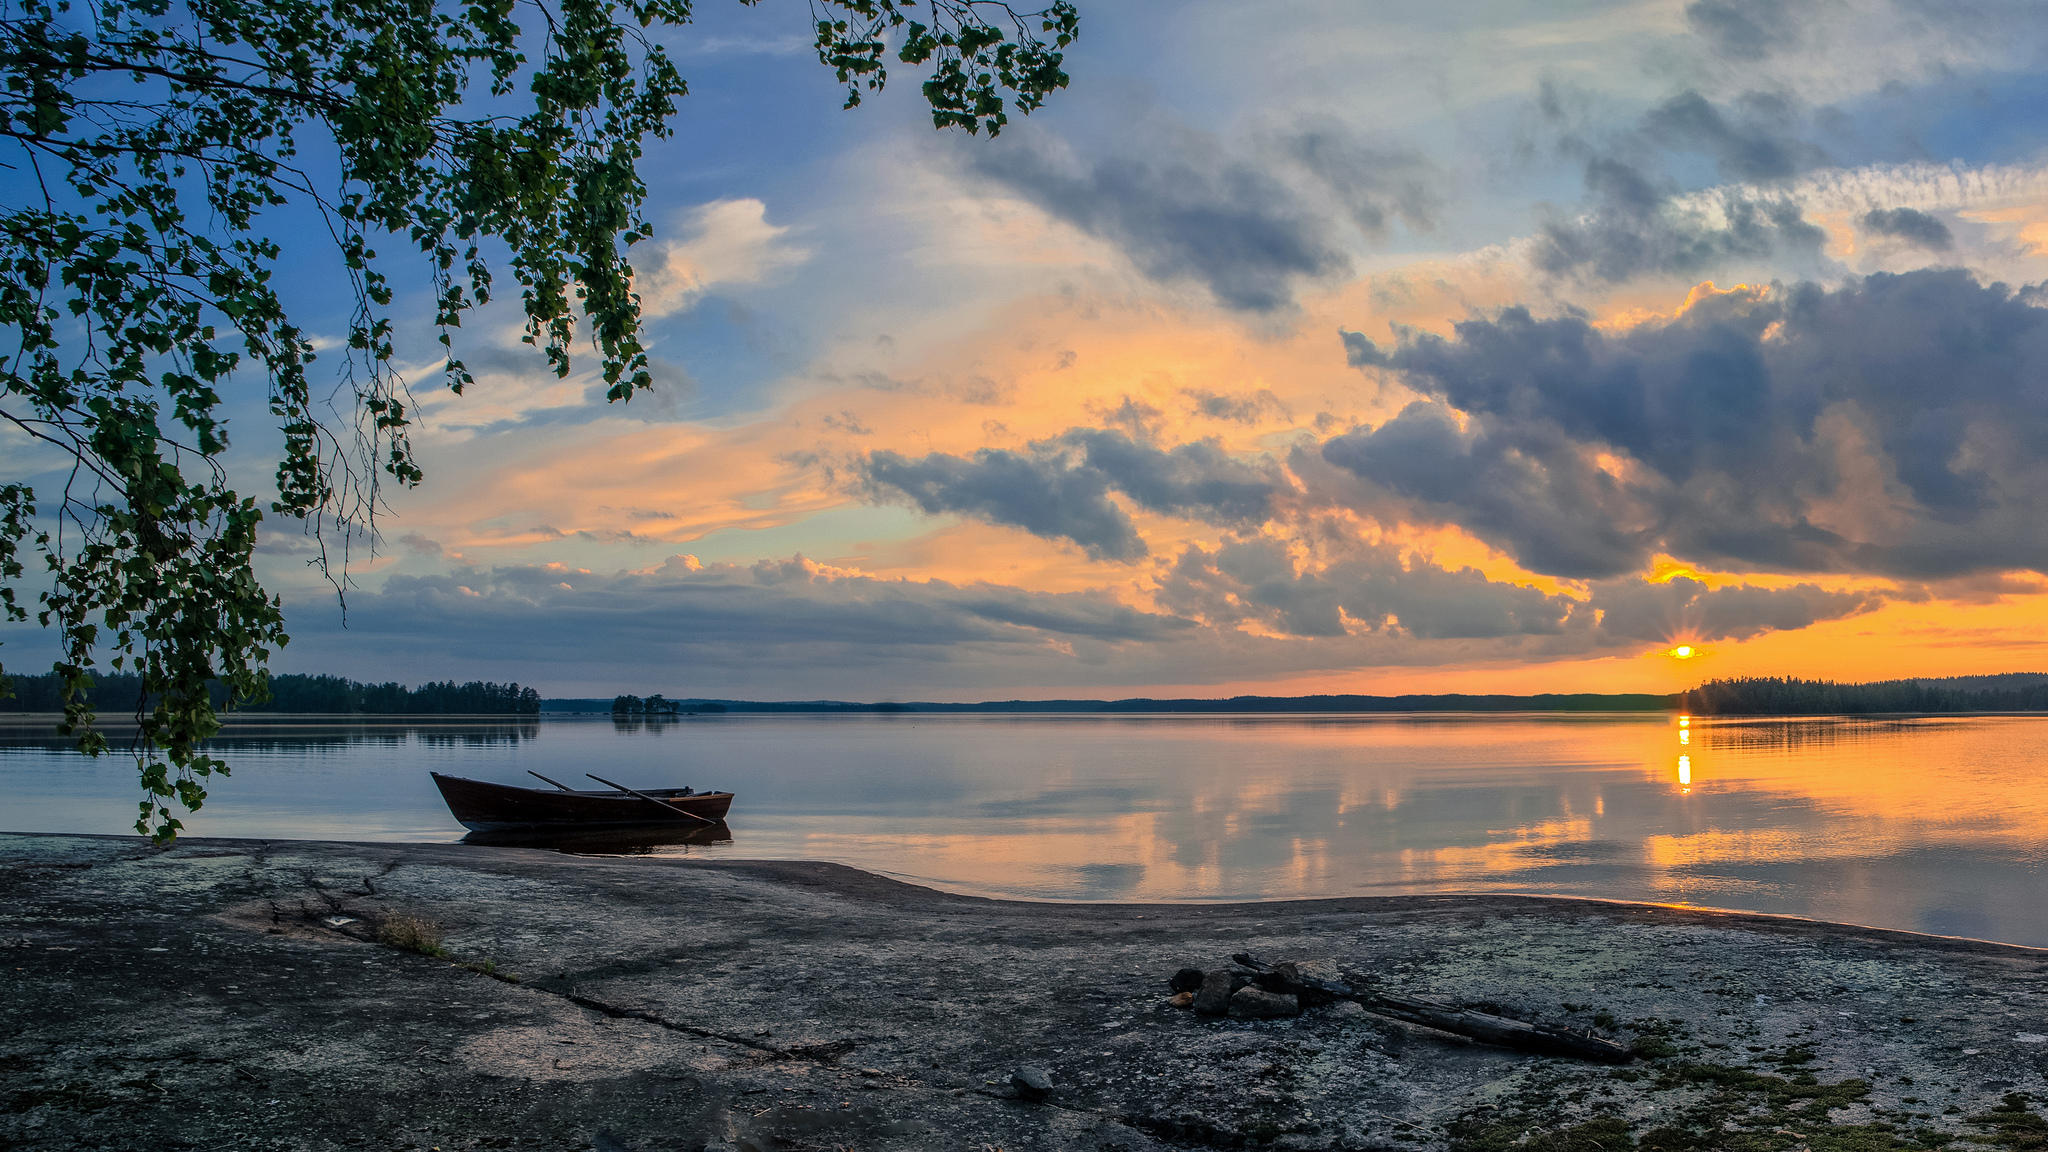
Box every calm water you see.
[4,712,2046,946]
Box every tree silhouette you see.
[0,0,1077,837]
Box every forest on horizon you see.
[0,673,541,716]
[8,672,2048,718]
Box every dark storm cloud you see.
[969,124,1436,312]
[1154,538,1880,644]
[1329,269,2048,581]
[862,429,1289,561]
[1861,207,1954,250]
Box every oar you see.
[527,770,577,792]
[585,773,716,825]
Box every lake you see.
[4,712,2045,946]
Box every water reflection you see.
[460,821,732,855]
[0,715,539,752]
[4,712,2046,945]
[609,714,684,734]
[1703,716,1941,752]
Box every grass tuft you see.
[375,914,446,958]
[457,958,519,982]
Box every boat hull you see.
[431,772,734,831]
[459,822,732,853]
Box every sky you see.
[13,0,2048,700]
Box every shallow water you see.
[4,711,2045,946]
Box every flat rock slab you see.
[3,832,2047,1151]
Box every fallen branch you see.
[1232,953,1634,1064]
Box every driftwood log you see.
[1231,953,1634,1064]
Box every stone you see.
[1193,969,1235,1016]
[1011,1065,1054,1100]
[1325,1000,1368,1023]
[1169,991,1195,1009]
[1170,967,1205,993]
[1294,958,1347,985]
[1228,986,1299,1020]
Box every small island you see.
[608,694,726,717]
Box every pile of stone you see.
[1166,958,1341,1020]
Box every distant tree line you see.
[609,694,726,716]
[0,673,540,715]
[555,692,1671,714]
[1684,674,2048,715]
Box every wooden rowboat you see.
[431,771,734,831]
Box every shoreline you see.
[5,832,2046,1150]
[11,827,2048,957]
[12,701,2048,717]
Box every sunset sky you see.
[13,0,2048,700]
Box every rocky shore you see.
[3,831,2046,1151]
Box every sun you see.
[1667,644,1697,660]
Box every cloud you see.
[1587,576,1882,643]
[277,556,1192,683]
[1532,85,1833,284]
[1861,207,1954,250]
[634,199,810,318]
[396,532,444,558]
[1676,0,2046,104]
[1154,536,1880,645]
[253,550,1881,699]
[862,429,1291,561]
[1778,160,2048,231]
[1182,387,1292,425]
[1684,0,1812,60]
[1281,125,1441,237]
[1523,156,2047,282]
[1639,91,1826,184]
[863,445,1144,561]
[1157,536,1576,641]
[1329,269,2048,581]
[1318,396,1657,579]
[1698,0,2048,65]
[673,32,812,57]
[968,122,1435,312]
[1089,395,1166,439]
